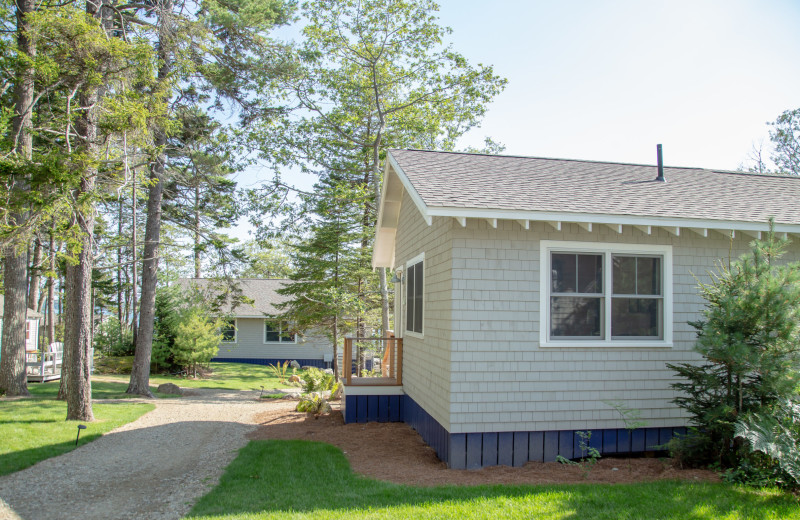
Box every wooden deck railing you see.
[342,336,403,386]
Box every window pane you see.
[577,254,603,293]
[551,253,577,292]
[637,257,661,295]
[612,255,636,294]
[265,321,280,342]
[221,320,236,341]
[550,296,602,337]
[406,264,415,332]
[611,298,661,337]
[413,262,423,333]
[280,321,295,342]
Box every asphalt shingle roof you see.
[389,149,800,224]
[176,278,290,317]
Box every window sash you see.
[220,319,236,342]
[547,248,667,343]
[406,260,423,334]
[265,320,295,343]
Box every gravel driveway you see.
[0,388,268,520]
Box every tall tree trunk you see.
[194,182,201,278]
[131,172,138,344]
[117,197,123,327]
[28,236,42,311]
[371,141,390,336]
[127,140,164,397]
[62,0,114,421]
[47,229,56,346]
[0,0,36,397]
[128,0,172,397]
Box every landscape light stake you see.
[260,386,264,398]
[75,424,87,446]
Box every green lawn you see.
[188,440,800,520]
[96,361,294,391]
[0,387,153,476]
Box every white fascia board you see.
[422,206,800,234]
[386,152,432,226]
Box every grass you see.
[0,387,153,476]
[188,440,800,520]
[96,361,295,391]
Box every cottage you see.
[0,294,43,356]
[177,278,333,368]
[351,148,800,469]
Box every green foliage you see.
[734,399,800,488]
[769,108,800,176]
[604,400,648,432]
[668,228,800,467]
[556,431,601,479]
[172,309,222,378]
[295,393,331,415]
[301,367,335,394]
[152,285,221,375]
[93,317,134,357]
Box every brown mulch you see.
[248,401,719,486]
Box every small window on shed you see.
[405,258,423,334]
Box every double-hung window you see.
[220,318,237,343]
[540,241,672,346]
[405,254,424,335]
[264,320,295,343]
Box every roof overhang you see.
[371,152,800,269]
[372,152,431,269]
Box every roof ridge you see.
[390,148,799,180]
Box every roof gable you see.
[175,278,291,317]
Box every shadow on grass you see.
[0,434,102,476]
[188,441,800,520]
[27,381,170,399]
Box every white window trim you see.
[404,252,425,339]
[539,240,673,348]
[220,317,237,344]
[263,319,297,344]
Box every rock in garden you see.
[288,374,302,383]
[157,383,183,395]
[323,368,334,375]
[290,360,300,369]
[331,384,343,400]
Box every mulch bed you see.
[248,401,718,486]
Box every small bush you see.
[93,317,134,356]
[301,367,336,394]
[296,393,331,415]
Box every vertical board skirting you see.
[343,393,405,425]
[345,394,686,469]
[211,357,327,367]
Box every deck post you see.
[396,339,403,386]
[344,337,352,385]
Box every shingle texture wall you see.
[395,191,453,430]
[444,220,800,433]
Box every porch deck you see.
[342,337,403,387]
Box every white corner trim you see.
[539,240,673,348]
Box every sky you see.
[231,0,800,240]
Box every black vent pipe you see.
[656,144,666,182]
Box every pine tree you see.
[668,227,800,466]
[276,179,373,380]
